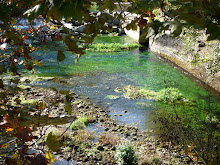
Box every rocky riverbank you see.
[0,85,198,165]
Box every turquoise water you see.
[31,35,214,130]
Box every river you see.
[29,34,217,131]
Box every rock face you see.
[148,33,220,98]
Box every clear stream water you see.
[31,35,216,130]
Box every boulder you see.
[113,19,120,26]
[98,12,114,24]
[75,25,85,33]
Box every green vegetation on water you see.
[70,116,95,130]
[115,85,192,105]
[87,43,141,52]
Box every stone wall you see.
[149,32,220,98]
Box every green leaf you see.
[165,20,183,38]
[33,59,43,67]
[25,4,46,22]
[9,61,18,76]
[207,24,220,41]
[103,0,117,12]
[4,31,22,45]
[64,103,72,115]
[84,13,95,23]
[140,26,155,40]
[57,50,66,64]
[126,21,138,31]
[46,132,61,152]
[59,1,85,22]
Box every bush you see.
[115,141,138,165]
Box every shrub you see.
[115,141,138,165]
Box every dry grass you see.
[74,129,95,143]
[98,132,121,147]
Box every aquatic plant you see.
[70,117,88,130]
[157,87,183,103]
[105,95,120,100]
[120,85,157,100]
[116,86,192,105]
[115,141,138,165]
[87,43,141,52]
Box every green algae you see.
[87,43,141,52]
[116,85,193,105]
[105,95,120,100]
[70,117,88,130]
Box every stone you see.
[82,156,89,162]
[75,25,85,33]
[112,26,119,33]
[77,104,84,108]
[97,145,104,151]
[104,127,109,131]
[113,19,120,26]
[98,12,114,23]
[32,40,40,44]
[198,41,206,47]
